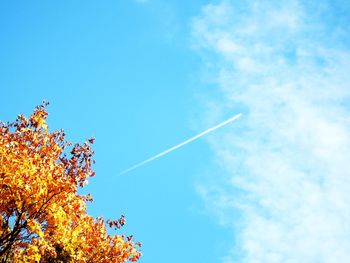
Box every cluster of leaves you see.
[0,103,141,262]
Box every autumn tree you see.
[0,103,141,262]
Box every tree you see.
[0,103,141,262]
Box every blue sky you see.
[1,1,350,263]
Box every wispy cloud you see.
[192,1,350,262]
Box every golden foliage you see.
[0,103,141,262]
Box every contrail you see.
[118,113,242,175]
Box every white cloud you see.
[192,1,350,262]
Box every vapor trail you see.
[118,113,242,175]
